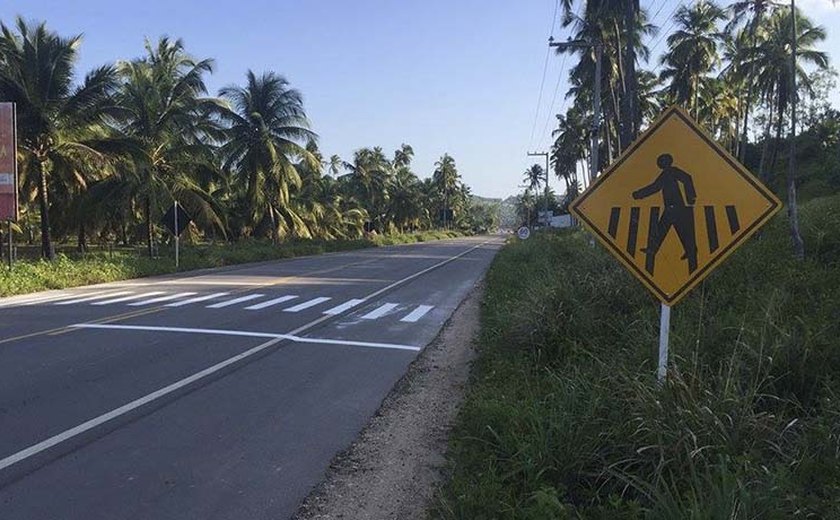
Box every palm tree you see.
[219,70,317,240]
[659,0,726,118]
[523,164,544,193]
[728,0,779,162]
[433,154,459,229]
[0,17,118,259]
[342,147,392,231]
[749,8,827,177]
[109,37,226,256]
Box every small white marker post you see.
[174,200,179,270]
[657,303,671,384]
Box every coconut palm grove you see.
[0,17,498,261]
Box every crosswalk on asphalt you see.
[29,289,435,324]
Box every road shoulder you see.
[293,279,484,520]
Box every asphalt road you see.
[0,236,503,520]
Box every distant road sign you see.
[162,203,192,237]
[517,226,530,240]
[570,106,781,305]
[0,103,18,222]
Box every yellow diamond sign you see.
[570,106,782,305]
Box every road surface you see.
[0,236,502,519]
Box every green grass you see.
[433,195,840,519]
[0,230,467,297]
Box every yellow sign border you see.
[569,106,782,305]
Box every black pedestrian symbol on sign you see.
[632,153,698,275]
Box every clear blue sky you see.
[4,0,840,199]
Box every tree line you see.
[0,17,491,260]
[524,0,837,256]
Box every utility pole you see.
[527,151,550,227]
[549,37,603,184]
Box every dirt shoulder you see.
[293,280,484,520]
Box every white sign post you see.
[658,303,671,384]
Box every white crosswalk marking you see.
[206,294,265,309]
[165,292,230,307]
[53,291,132,305]
[244,295,298,310]
[92,292,166,306]
[128,292,197,306]
[400,305,434,323]
[323,298,365,315]
[283,297,331,313]
[360,303,399,320]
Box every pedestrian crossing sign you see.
[569,106,782,305]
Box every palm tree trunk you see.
[620,0,640,149]
[145,197,154,258]
[77,222,87,253]
[788,0,805,259]
[758,94,775,182]
[739,16,763,164]
[35,159,55,261]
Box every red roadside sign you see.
[0,103,18,222]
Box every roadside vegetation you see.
[435,193,840,518]
[0,230,465,297]
[0,17,498,266]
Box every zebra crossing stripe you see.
[627,206,641,256]
[128,292,198,306]
[245,295,298,310]
[608,207,621,238]
[165,292,230,307]
[92,292,166,306]
[704,206,719,253]
[400,305,434,323]
[283,297,331,313]
[323,299,365,315]
[54,291,133,305]
[206,294,265,309]
[361,303,399,320]
[726,205,740,233]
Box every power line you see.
[648,0,671,27]
[528,0,560,149]
[536,0,582,149]
[648,0,687,55]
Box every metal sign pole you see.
[174,201,179,269]
[657,303,671,384]
[6,220,11,270]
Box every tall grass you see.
[434,195,840,519]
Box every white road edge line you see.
[0,238,489,473]
[400,305,435,323]
[0,335,285,473]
